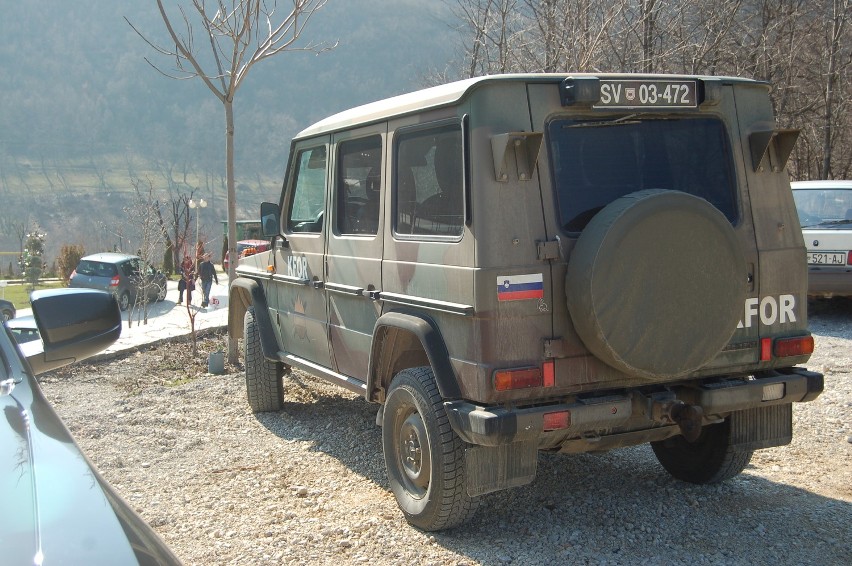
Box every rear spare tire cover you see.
[566,190,746,380]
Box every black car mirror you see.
[26,289,121,375]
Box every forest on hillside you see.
[0,0,455,264]
[446,0,852,180]
[0,0,849,271]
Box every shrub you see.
[57,244,85,285]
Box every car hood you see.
[0,362,179,564]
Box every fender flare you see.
[367,309,461,402]
[228,276,280,361]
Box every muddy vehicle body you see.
[229,74,823,530]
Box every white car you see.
[791,180,852,298]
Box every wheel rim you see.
[120,293,129,310]
[395,407,431,497]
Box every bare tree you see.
[129,0,334,361]
[125,178,168,327]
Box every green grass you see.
[1,281,65,310]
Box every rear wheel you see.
[243,306,284,412]
[651,418,752,484]
[118,291,130,311]
[1,309,13,321]
[156,284,167,302]
[382,367,480,531]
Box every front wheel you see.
[651,418,753,484]
[243,306,285,412]
[382,367,480,531]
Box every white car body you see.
[791,180,852,298]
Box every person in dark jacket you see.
[198,253,219,308]
[177,255,195,305]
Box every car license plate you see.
[807,252,846,265]
[595,80,698,109]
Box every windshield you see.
[793,188,852,227]
[75,260,118,277]
[548,116,738,232]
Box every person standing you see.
[177,255,195,305]
[198,253,219,308]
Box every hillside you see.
[0,0,459,261]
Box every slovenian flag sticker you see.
[497,273,544,301]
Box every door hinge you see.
[537,239,560,261]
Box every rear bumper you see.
[444,367,823,447]
[807,268,852,297]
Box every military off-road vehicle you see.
[229,74,823,531]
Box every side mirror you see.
[27,289,121,375]
[260,202,281,237]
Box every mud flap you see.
[728,403,792,450]
[465,439,538,497]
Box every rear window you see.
[75,260,118,277]
[547,116,738,232]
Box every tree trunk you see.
[225,99,239,364]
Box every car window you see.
[547,116,738,232]
[337,135,382,235]
[793,188,852,226]
[288,145,327,233]
[76,260,118,278]
[394,123,464,238]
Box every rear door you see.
[325,126,385,379]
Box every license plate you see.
[807,252,846,265]
[595,80,698,109]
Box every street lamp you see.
[188,197,207,272]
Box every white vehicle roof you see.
[791,180,852,190]
[295,73,762,140]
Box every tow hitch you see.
[652,399,705,442]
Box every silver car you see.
[69,253,168,311]
[791,180,852,298]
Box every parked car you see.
[222,239,271,272]
[1,288,180,564]
[69,253,168,311]
[0,298,15,321]
[6,314,39,344]
[791,180,852,298]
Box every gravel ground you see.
[40,301,852,566]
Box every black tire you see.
[382,367,480,531]
[1,309,13,321]
[651,418,753,484]
[118,291,130,312]
[243,306,284,412]
[156,284,167,302]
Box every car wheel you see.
[382,367,480,531]
[243,306,285,412]
[118,291,130,312]
[650,418,752,484]
[2,309,13,321]
[156,284,167,302]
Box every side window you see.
[336,136,382,235]
[288,145,327,233]
[395,123,464,238]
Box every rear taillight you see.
[774,335,815,358]
[494,361,557,391]
[847,251,851,266]
[494,367,541,391]
[110,275,120,287]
